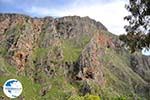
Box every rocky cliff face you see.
[0,13,150,100]
[130,55,150,83]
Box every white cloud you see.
[25,6,56,16]
[25,0,129,35]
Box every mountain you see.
[0,13,150,100]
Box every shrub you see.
[84,95,100,100]
[68,95,100,100]
[68,95,84,100]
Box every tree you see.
[119,0,150,53]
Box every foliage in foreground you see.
[120,0,150,52]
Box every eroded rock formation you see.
[0,13,149,100]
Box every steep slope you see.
[0,13,149,100]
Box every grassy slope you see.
[0,34,92,100]
[0,31,148,100]
[98,45,147,100]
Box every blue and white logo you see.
[3,79,23,98]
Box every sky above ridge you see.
[0,0,129,35]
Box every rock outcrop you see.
[130,54,150,83]
[0,13,150,100]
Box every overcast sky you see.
[0,0,129,35]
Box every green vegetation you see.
[62,35,90,62]
[0,46,7,57]
[5,24,21,35]
[0,15,148,100]
[62,40,82,62]
[0,57,17,74]
[0,58,41,100]
[99,48,146,99]
[68,95,100,100]
[32,47,49,60]
[120,0,150,52]
[39,67,75,100]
